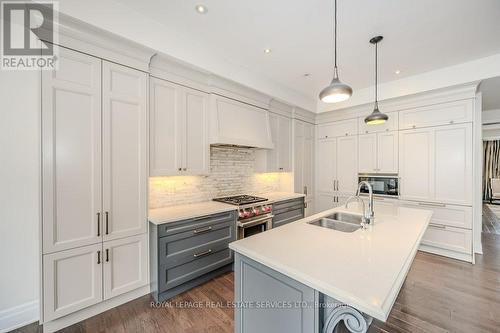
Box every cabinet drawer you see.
[273,197,305,212]
[273,207,304,228]
[159,248,233,292]
[399,201,472,229]
[318,118,357,139]
[421,224,472,254]
[159,221,235,267]
[158,211,236,237]
[399,99,473,130]
[359,112,398,134]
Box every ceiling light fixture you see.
[319,0,352,103]
[395,70,401,75]
[195,4,207,14]
[264,48,272,54]
[365,36,389,125]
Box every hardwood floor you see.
[16,221,500,333]
[483,204,500,234]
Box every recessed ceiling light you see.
[264,48,272,54]
[395,70,401,74]
[195,4,207,14]
[303,73,311,77]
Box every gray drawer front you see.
[159,248,233,292]
[273,198,304,214]
[158,211,236,238]
[273,207,304,228]
[159,221,235,268]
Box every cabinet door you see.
[358,134,377,173]
[104,234,148,299]
[43,244,103,321]
[399,128,433,201]
[42,47,102,253]
[433,123,472,205]
[316,138,336,193]
[315,193,335,213]
[102,61,148,241]
[377,131,398,174]
[294,121,305,192]
[303,123,315,200]
[149,78,183,176]
[184,87,209,175]
[267,113,279,171]
[277,115,292,171]
[399,99,473,130]
[336,136,358,194]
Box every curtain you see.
[483,140,500,200]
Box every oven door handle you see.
[238,215,274,228]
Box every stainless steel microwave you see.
[358,174,399,197]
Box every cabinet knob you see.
[178,167,182,171]
[183,168,187,171]
[412,125,416,129]
[450,120,454,124]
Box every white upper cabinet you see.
[317,118,357,139]
[358,134,377,174]
[102,61,148,241]
[316,135,358,195]
[255,112,292,172]
[336,136,358,193]
[103,234,148,300]
[399,123,472,205]
[399,99,473,130]
[209,94,273,149]
[42,47,102,254]
[359,131,399,174]
[150,78,209,176]
[294,120,315,214]
[358,112,398,134]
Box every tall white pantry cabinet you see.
[41,47,149,325]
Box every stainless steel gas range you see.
[213,195,273,239]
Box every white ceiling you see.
[110,0,500,108]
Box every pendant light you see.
[319,0,352,103]
[365,36,388,125]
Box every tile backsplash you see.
[149,146,292,209]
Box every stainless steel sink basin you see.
[307,213,363,233]
[324,212,363,225]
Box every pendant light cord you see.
[333,0,338,77]
[374,41,378,108]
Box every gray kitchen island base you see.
[234,253,373,333]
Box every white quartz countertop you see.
[148,192,304,225]
[229,205,432,321]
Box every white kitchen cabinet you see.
[294,120,315,215]
[316,138,337,193]
[317,118,357,139]
[102,61,148,241]
[43,244,103,321]
[42,47,103,254]
[358,112,398,134]
[358,134,377,174]
[150,78,209,176]
[399,123,472,205]
[399,201,472,229]
[255,112,292,172]
[420,225,472,257]
[315,193,335,213]
[358,132,398,174]
[336,136,358,193]
[104,234,148,300]
[399,99,473,130]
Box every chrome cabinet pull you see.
[97,212,101,237]
[194,249,212,258]
[303,186,308,195]
[193,226,212,234]
[304,202,308,209]
[418,202,446,208]
[97,251,101,264]
[105,249,109,262]
[105,212,109,234]
[178,167,182,171]
[429,223,446,230]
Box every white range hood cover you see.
[209,94,274,149]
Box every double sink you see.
[308,212,363,233]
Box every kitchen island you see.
[229,204,432,333]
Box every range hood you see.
[209,94,274,149]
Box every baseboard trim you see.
[0,300,39,333]
[419,245,473,263]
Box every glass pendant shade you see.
[319,77,353,103]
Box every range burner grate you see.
[213,195,268,206]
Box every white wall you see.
[0,69,40,331]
